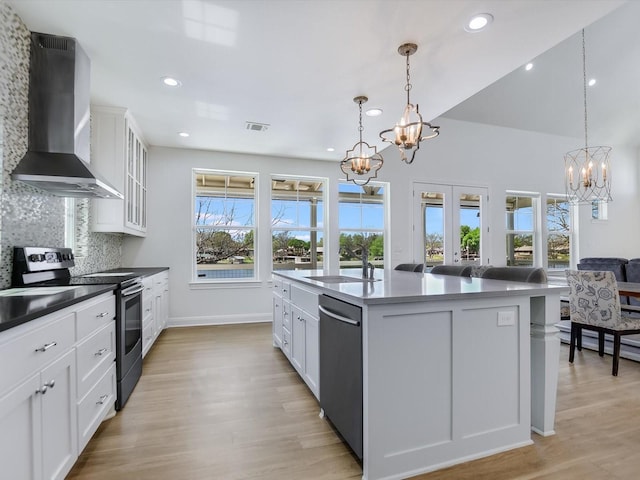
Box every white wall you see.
[122,117,640,326]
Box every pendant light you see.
[564,29,612,204]
[379,43,439,164]
[340,96,383,186]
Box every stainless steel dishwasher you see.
[318,294,363,460]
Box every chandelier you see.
[340,96,383,186]
[564,29,612,204]
[379,43,439,164]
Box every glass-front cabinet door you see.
[413,183,488,270]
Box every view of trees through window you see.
[194,170,256,280]
[547,196,571,269]
[338,183,385,269]
[271,177,324,271]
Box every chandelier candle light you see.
[564,29,612,204]
[379,43,440,164]
[340,96,383,186]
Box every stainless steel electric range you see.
[12,246,143,410]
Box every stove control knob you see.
[28,254,44,262]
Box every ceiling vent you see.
[246,122,269,132]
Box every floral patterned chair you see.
[565,269,640,376]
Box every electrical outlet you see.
[497,311,515,326]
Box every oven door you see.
[116,281,144,410]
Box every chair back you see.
[480,266,547,283]
[429,265,472,277]
[394,263,424,273]
[565,269,622,327]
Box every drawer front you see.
[282,300,291,330]
[280,280,291,300]
[273,277,283,296]
[282,327,291,358]
[77,364,116,451]
[0,312,75,395]
[76,322,116,400]
[153,272,168,295]
[290,284,319,315]
[142,295,153,323]
[142,320,155,357]
[76,294,116,341]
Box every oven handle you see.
[121,284,144,297]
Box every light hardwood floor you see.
[68,324,640,480]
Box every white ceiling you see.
[8,0,626,161]
[442,0,640,149]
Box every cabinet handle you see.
[96,312,109,318]
[283,340,288,346]
[297,315,303,321]
[35,386,48,395]
[95,348,108,356]
[96,394,109,405]
[44,380,55,389]
[35,342,57,353]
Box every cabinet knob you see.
[44,380,55,389]
[35,386,48,395]
[35,342,57,353]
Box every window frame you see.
[505,191,541,268]
[270,174,327,272]
[545,193,574,272]
[337,180,388,270]
[191,168,258,283]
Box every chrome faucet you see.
[368,262,375,279]
[362,249,369,278]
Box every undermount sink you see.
[305,275,379,284]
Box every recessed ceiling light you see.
[326,147,335,152]
[162,76,182,87]
[365,108,383,117]
[525,63,533,71]
[588,78,597,87]
[465,13,493,32]
[178,132,190,137]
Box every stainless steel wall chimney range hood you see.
[11,32,123,199]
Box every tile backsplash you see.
[0,2,122,287]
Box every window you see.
[546,195,572,270]
[271,176,325,271]
[338,182,386,269]
[505,193,538,267]
[193,170,256,281]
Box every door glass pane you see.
[458,193,481,266]
[422,192,444,267]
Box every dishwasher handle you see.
[318,305,360,326]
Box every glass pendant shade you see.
[341,96,383,186]
[565,146,612,203]
[379,43,439,164]
[564,29,612,204]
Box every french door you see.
[413,183,489,268]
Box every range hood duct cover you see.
[11,32,123,199]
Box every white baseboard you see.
[167,312,272,327]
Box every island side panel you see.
[362,296,532,480]
[530,293,561,436]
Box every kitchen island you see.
[272,268,566,480]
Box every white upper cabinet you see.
[90,105,148,236]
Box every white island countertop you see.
[273,268,568,305]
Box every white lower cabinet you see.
[272,277,320,399]
[142,271,170,357]
[0,291,116,480]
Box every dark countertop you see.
[0,284,117,334]
[102,267,169,277]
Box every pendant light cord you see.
[405,51,412,104]
[582,29,588,150]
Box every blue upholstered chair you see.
[565,269,640,376]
